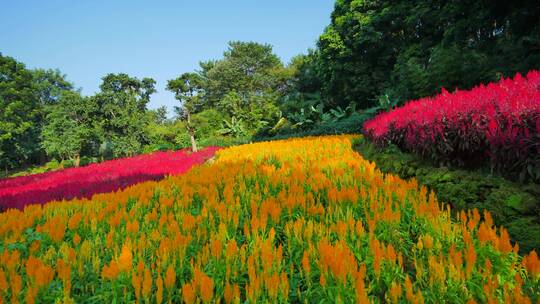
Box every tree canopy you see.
[0,54,75,170]
[316,0,540,107]
[92,73,157,157]
[41,91,94,165]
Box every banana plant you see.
[218,116,246,138]
[288,108,315,128]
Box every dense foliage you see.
[354,137,540,253]
[0,147,217,210]
[0,136,538,303]
[316,0,540,108]
[364,71,540,182]
[0,54,74,171]
[168,41,291,143]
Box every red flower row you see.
[364,71,540,178]
[0,147,219,210]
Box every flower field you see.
[363,71,540,180]
[0,136,538,303]
[0,147,218,210]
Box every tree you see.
[317,0,540,107]
[93,73,156,157]
[196,41,286,134]
[167,73,203,151]
[41,91,94,166]
[31,68,73,105]
[0,54,40,171]
[0,54,77,171]
[151,106,169,125]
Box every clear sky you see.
[0,0,335,115]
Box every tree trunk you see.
[186,111,198,152]
[189,131,197,152]
[74,154,81,167]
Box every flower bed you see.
[0,147,218,210]
[0,136,537,303]
[364,71,540,181]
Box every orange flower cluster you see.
[0,135,538,303]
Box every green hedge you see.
[353,137,540,253]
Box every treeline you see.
[1,0,538,174]
[0,54,168,172]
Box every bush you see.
[198,136,251,147]
[353,137,540,253]
[256,111,376,141]
[142,143,180,153]
[363,71,540,182]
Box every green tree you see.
[151,106,169,125]
[197,41,285,133]
[191,109,222,140]
[93,73,156,157]
[0,54,77,171]
[0,54,41,171]
[317,0,540,107]
[41,91,94,166]
[167,73,203,151]
[31,68,73,106]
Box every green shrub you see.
[198,136,251,147]
[80,156,98,166]
[255,110,375,141]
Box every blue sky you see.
[0,0,334,114]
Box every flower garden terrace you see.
[0,136,538,303]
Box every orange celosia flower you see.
[72,234,81,246]
[118,243,133,273]
[25,285,37,304]
[225,240,238,258]
[465,245,477,277]
[101,260,119,281]
[319,274,326,287]
[389,281,402,304]
[522,250,540,277]
[301,251,311,274]
[10,272,22,303]
[164,264,176,290]
[156,275,163,304]
[355,264,369,304]
[57,258,72,296]
[498,228,512,253]
[68,212,82,230]
[210,238,222,258]
[423,235,433,250]
[142,266,152,298]
[223,283,233,304]
[26,256,54,289]
[404,276,414,302]
[182,283,196,304]
[132,272,141,301]
[199,273,214,303]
